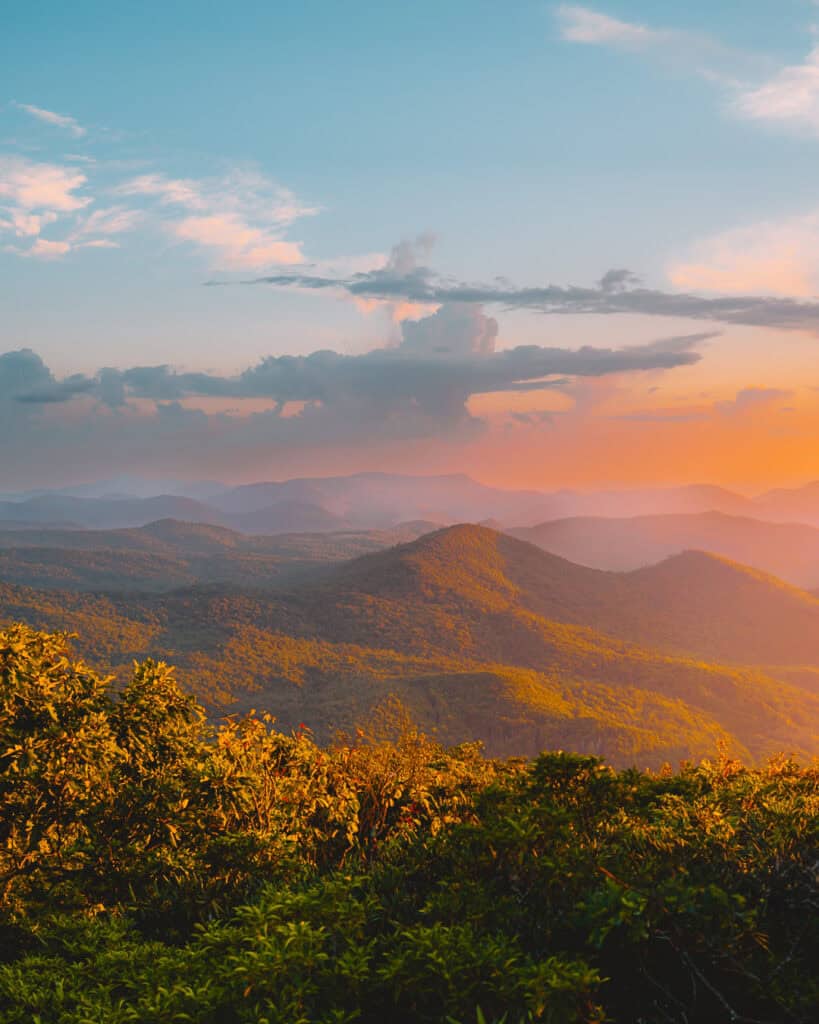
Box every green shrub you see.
[0,624,817,1023]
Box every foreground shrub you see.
[0,624,817,1022]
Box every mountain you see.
[0,520,442,593]
[0,473,790,534]
[212,474,757,528]
[517,484,754,521]
[2,524,819,766]
[0,475,226,502]
[753,480,819,526]
[229,500,350,534]
[311,526,819,667]
[210,472,556,527]
[0,519,440,591]
[511,510,819,589]
[0,494,226,530]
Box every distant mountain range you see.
[6,472,819,533]
[2,523,819,767]
[0,519,439,592]
[511,510,819,589]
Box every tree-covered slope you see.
[3,526,819,764]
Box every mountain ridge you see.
[2,524,815,765]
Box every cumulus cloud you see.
[10,315,700,412]
[399,303,498,356]
[1,296,704,471]
[11,102,86,138]
[0,350,54,396]
[0,157,140,258]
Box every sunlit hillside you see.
[3,524,819,766]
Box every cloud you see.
[242,259,819,334]
[11,102,86,138]
[174,214,303,268]
[115,170,319,269]
[733,47,819,133]
[72,206,143,239]
[25,239,71,260]
[555,6,819,132]
[0,156,89,213]
[314,234,438,322]
[0,350,54,396]
[6,306,701,418]
[715,386,794,415]
[611,386,795,425]
[0,155,144,259]
[0,156,91,258]
[0,209,58,238]
[0,320,703,483]
[399,303,498,356]
[556,5,668,48]
[669,210,819,297]
[554,4,756,85]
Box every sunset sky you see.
[5,1,819,490]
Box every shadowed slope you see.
[512,510,819,588]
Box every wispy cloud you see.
[25,238,71,260]
[0,147,312,266]
[733,47,819,133]
[612,386,795,424]
[115,170,319,268]
[669,210,819,296]
[556,5,669,48]
[555,5,819,132]
[238,256,819,335]
[554,4,756,86]
[11,101,87,138]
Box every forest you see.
[1,623,817,1023]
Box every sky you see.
[4,1,819,491]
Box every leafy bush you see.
[0,624,817,1022]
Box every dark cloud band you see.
[235,264,819,334]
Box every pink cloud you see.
[175,214,304,268]
[669,211,819,297]
[0,156,90,212]
[26,238,71,259]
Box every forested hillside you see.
[0,520,437,592]
[3,525,819,766]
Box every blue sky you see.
[5,2,819,488]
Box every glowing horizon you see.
[4,2,819,491]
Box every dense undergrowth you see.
[1,624,818,1023]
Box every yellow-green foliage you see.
[0,624,818,1023]
[0,624,509,932]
